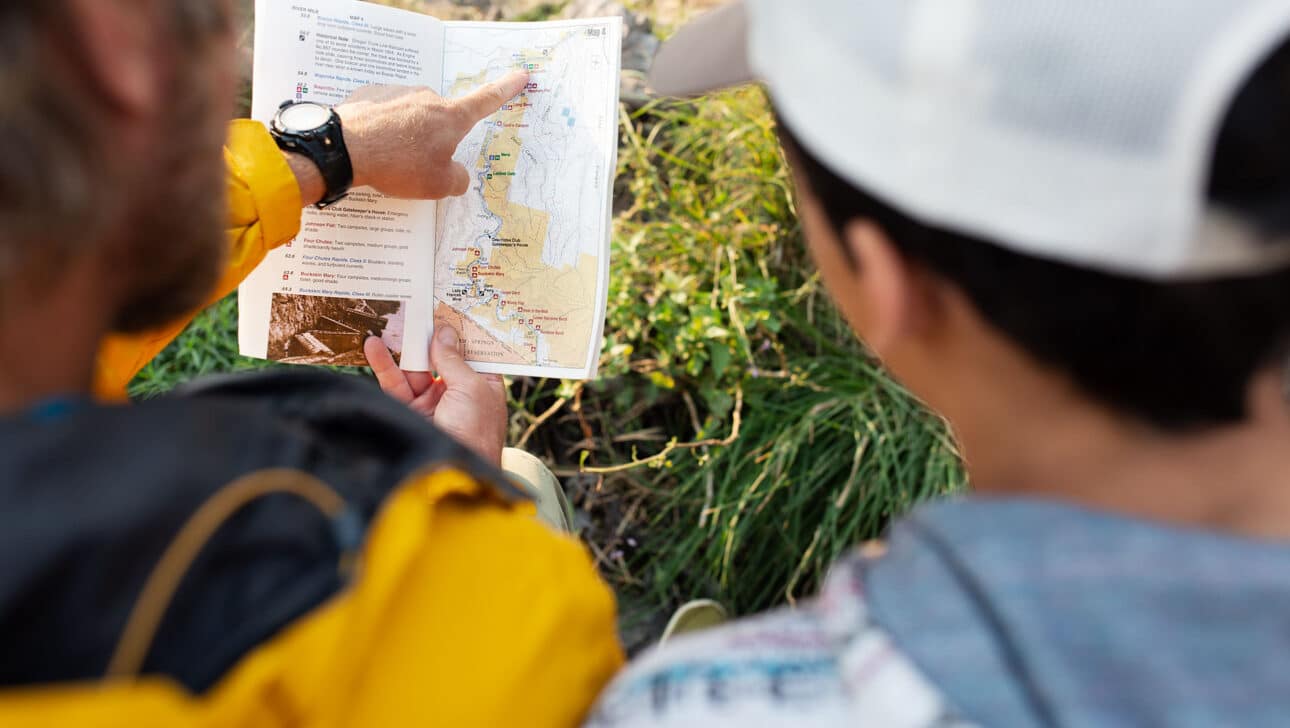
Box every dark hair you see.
[779,37,1290,431]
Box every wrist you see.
[269,101,354,208]
[284,151,326,207]
[334,105,374,190]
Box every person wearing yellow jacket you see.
[0,1,621,725]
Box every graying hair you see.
[0,0,229,287]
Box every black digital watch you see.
[269,100,354,209]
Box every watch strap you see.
[270,103,354,209]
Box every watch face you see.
[277,102,332,133]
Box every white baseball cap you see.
[650,0,1290,279]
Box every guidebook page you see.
[240,0,443,370]
[434,18,621,379]
[240,0,620,380]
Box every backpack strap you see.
[107,469,357,680]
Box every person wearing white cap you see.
[586,1,1290,726]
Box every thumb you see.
[453,70,529,128]
[430,323,477,383]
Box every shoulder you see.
[271,466,625,727]
[585,555,971,728]
[404,464,620,628]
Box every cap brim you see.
[648,1,754,98]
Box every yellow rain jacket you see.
[0,121,624,727]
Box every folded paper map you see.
[240,0,621,379]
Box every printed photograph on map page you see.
[238,0,621,380]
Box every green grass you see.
[132,84,964,650]
[573,88,963,644]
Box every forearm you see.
[94,75,530,399]
[284,151,326,208]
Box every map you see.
[434,19,621,378]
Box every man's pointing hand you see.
[332,70,530,200]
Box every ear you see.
[62,0,164,115]
[840,219,920,355]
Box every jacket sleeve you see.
[92,119,303,400]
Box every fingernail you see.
[437,325,459,347]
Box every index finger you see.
[453,70,530,127]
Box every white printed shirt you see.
[585,556,975,728]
